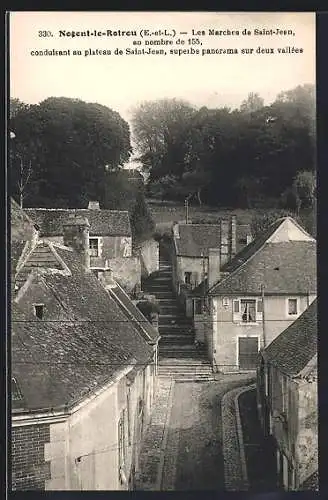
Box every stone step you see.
[158,371,214,382]
[158,365,212,374]
[159,357,210,365]
[159,331,193,338]
[159,339,194,346]
[159,348,207,358]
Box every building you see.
[193,217,316,373]
[11,205,160,490]
[25,202,141,293]
[171,217,252,316]
[257,300,318,491]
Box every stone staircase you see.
[142,244,214,382]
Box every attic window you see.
[89,237,101,257]
[33,304,44,319]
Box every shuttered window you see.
[233,298,263,323]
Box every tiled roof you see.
[263,300,317,377]
[174,224,222,257]
[12,310,135,411]
[25,208,131,237]
[108,284,159,343]
[174,222,251,257]
[301,470,319,490]
[209,218,316,295]
[12,243,154,412]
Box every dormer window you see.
[33,304,44,319]
[89,237,101,257]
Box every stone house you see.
[257,300,318,491]
[171,217,252,317]
[191,217,316,373]
[11,207,160,490]
[25,202,141,293]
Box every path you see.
[142,242,213,381]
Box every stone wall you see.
[12,423,51,490]
[106,256,141,294]
[139,239,159,278]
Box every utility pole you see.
[261,284,266,348]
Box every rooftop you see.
[209,217,316,296]
[12,241,154,412]
[262,299,317,377]
[25,208,131,237]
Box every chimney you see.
[63,216,90,272]
[88,201,100,210]
[172,223,180,239]
[208,248,221,290]
[220,218,230,267]
[230,215,237,257]
[97,268,116,288]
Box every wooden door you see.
[238,336,259,369]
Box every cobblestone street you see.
[137,374,255,491]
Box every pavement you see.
[136,374,255,491]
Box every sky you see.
[10,11,315,164]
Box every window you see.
[241,299,256,322]
[89,237,100,257]
[233,298,263,323]
[184,272,192,285]
[288,298,298,316]
[33,304,44,319]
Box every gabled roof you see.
[12,304,135,411]
[209,217,316,295]
[173,222,252,257]
[174,224,221,257]
[262,300,317,377]
[25,208,131,237]
[108,283,160,343]
[12,241,154,412]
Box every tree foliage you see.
[10,97,132,207]
[132,85,315,209]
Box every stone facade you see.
[138,239,159,278]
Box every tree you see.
[131,98,196,181]
[10,97,132,207]
[240,92,264,113]
[293,170,316,214]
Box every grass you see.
[148,199,316,239]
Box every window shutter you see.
[98,237,103,257]
[257,299,263,321]
[233,299,241,322]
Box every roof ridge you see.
[208,218,297,294]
